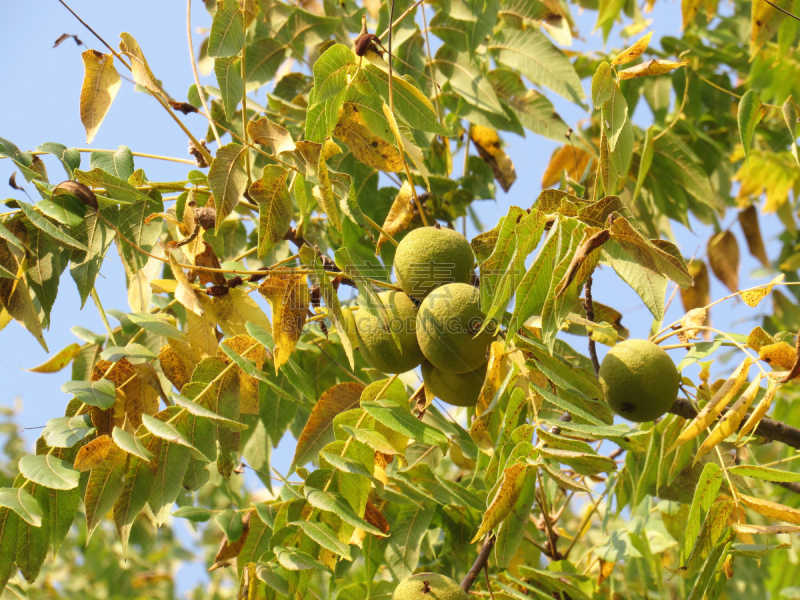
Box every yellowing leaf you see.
[669,357,753,452]
[469,411,495,455]
[118,33,169,102]
[735,150,800,213]
[217,335,267,415]
[333,103,403,172]
[79,50,121,144]
[24,343,81,373]
[751,0,790,56]
[738,205,770,267]
[472,463,529,542]
[611,31,653,66]
[73,435,113,472]
[732,523,800,535]
[249,165,293,259]
[291,383,366,469]
[168,252,203,316]
[740,274,784,308]
[682,0,703,29]
[617,59,688,80]
[740,494,800,526]
[258,271,310,371]
[707,231,739,293]
[469,125,517,193]
[377,181,415,252]
[381,101,430,191]
[679,308,707,342]
[738,379,779,442]
[208,143,248,231]
[247,117,296,155]
[477,342,507,416]
[747,326,775,352]
[541,145,591,188]
[759,342,796,370]
[681,259,710,314]
[695,373,762,463]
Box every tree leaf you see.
[0,508,19,593]
[73,435,113,471]
[494,464,537,568]
[258,271,310,372]
[740,494,800,525]
[707,231,739,293]
[43,415,95,448]
[14,482,49,583]
[729,464,800,482]
[433,45,505,116]
[142,413,208,460]
[75,168,150,204]
[18,455,80,490]
[737,205,769,267]
[35,142,80,178]
[602,84,628,152]
[113,450,155,557]
[127,312,186,341]
[783,95,799,166]
[470,125,517,192]
[215,56,243,120]
[61,379,116,409]
[248,117,296,155]
[488,28,585,103]
[249,165,292,259]
[592,61,614,109]
[738,90,765,164]
[173,394,249,431]
[611,31,653,66]
[208,0,245,57]
[304,488,386,536]
[216,508,244,542]
[115,197,163,276]
[84,444,127,540]
[291,520,352,560]
[274,545,330,571]
[0,487,43,527]
[618,59,688,80]
[16,200,89,253]
[209,143,247,231]
[111,426,154,461]
[173,506,213,522]
[89,145,133,179]
[25,342,81,373]
[680,462,723,565]
[333,103,404,172]
[361,401,448,450]
[79,50,121,143]
[119,33,169,101]
[738,379,779,441]
[472,463,530,542]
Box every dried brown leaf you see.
[738,205,769,267]
[707,231,740,293]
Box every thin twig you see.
[378,0,426,39]
[763,0,800,22]
[483,566,496,600]
[56,0,131,69]
[583,273,600,377]
[461,534,495,592]
[187,0,221,145]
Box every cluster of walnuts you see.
[351,226,492,407]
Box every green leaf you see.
[61,379,116,409]
[602,83,628,152]
[112,426,154,461]
[127,312,186,340]
[42,415,95,448]
[147,431,191,526]
[245,38,286,90]
[494,464,536,568]
[320,451,374,479]
[48,483,79,555]
[36,142,80,177]
[341,425,402,455]
[75,168,151,204]
[172,506,213,522]
[489,28,585,104]
[681,462,723,566]
[69,210,116,307]
[488,69,568,141]
[16,200,89,253]
[14,482,49,583]
[304,488,386,536]
[0,508,19,593]
[249,165,293,259]
[601,242,667,320]
[37,194,86,227]
[783,96,799,166]
[738,90,765,164]
[216,508,244,542]
[274,545,330,571]
[89,145,133,180]
[592,61,614,109]
[18,455,80,490]
[113,452,154,557]
[256,562,290,595]
[385,502,436,580]
[361,401,448,450]
[215,56,244,120]
[208,0,244,57]
[433,45,505,116]
[84,445,127,540]
[173,394,248,431]
[142,413,208,461]
[209,143,247,231]
[306,44,357,142]
[0,487,43,526]
[116,196,163,276]
[728,465,800,482]
[291,520,352,559]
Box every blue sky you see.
[0,0,785,594]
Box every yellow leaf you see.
[759,341,796,370]
[747,326,775,352]
[679,308,707,342]
[258,270,310,372]
[79,50,121,144]
[471,463,529,542]
[187,294,218,358]
[541,145,592,189]
[119,33,170,102]
[247,117,296,155]
[695,373,763,463]
[740,274,784,308]
[617,59,689,80]
[735,150,799,213]
[611,31,653,66]
[751,0,791,56]
[24,343,81,373]
[732,523,800,535]
[737,379,779,442]
[212,288,272,337]
[469,125,517,193]
[377,181,416,252]
[680,259,711,314]
[381,101,430,190]
[218,335,267,414]
[477,341,507,416]
[168,252,203,316]
[707,231,740,293]
[740,494,800,526]
[333,103,404,172]
[597,559,615,585]
[669,357,753,452]
[682,0,703,29]
[469,410,495,455]
[73,435,113,472]
[159,343,196,392]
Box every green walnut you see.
[394,227,474,299]
[354,290,424,374]
[421,360,486,407]
[392,573,469,600]
[416,283,493,374]
[599,339,680,422]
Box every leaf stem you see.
[90,288,118,346]
[362,214,399,246]
[56,0,131,70]
[187,0,222,146]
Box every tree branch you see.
[583,274,600,377]
[461,534,495,592]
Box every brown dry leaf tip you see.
[189,140,210,167]
[8,173,22,191]
[53,179,98,211]
[53,33,84,47]
[170,100,199,115]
